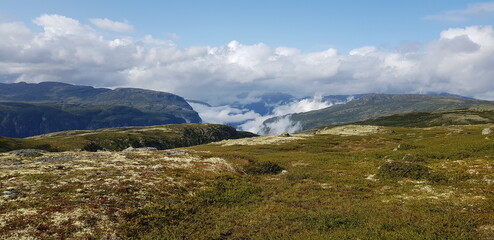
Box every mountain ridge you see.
[0,82,201,137]
[262,93,494,133]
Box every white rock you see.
[482,128,492,135]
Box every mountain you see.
[262,94,494,132]
[186,99,212,107]
[0,81,110,102]
[424,91,475,100]
[0,82,201,138]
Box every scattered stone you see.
[123,147,158,152]
[279,132,290,137]
[9,149,47,157]
[164,150,188,156]
[37,155,76,162]
[366,174,378,182]
[482,128,493,135]
[291,162,310,167]
[2,190,17,197]
[394,144,417,151]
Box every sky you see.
[2,0,494,104]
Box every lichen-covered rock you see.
[9,149,47,157]
[123,147,158,152]
[482,128,493,135]
[164,150,188,156]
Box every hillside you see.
[1,122,494,239]
[263,94,494,132]
[355,108,494,127]
[0,82,201,137]
[0,123,256,152]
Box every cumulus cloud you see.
[424,2,494,22]
[0,14,494,105]
[90,18,134,32]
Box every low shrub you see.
[402,153,425,162]
[377,161,446,182]
[244,161,284,175]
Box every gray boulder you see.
[9,149,47,157]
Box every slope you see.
[0,123,256,152]
[263,94,494,132]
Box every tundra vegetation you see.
[1,122,494,239]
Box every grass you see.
[1,123,494,239]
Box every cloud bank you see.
[239,95,337,135]
[1,14,494,104]
[189,95,343,135]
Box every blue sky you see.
[1,0,494,105]
[3,0,494,131]
[3,0,493,52]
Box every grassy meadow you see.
[1,124,494,239]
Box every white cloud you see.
[33,14,99,42]
[259,115,302,135]
[0,14,494,109]
[424,2,494,22]
[188,102,260,124]
[270,95,334,116]
[141,35,169,45]
[189,95,339,135]
[240,96,336,135]
[90,18,134,32]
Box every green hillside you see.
[0,123,256,152]
[355,108,494,127]
[263,94,494,132]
